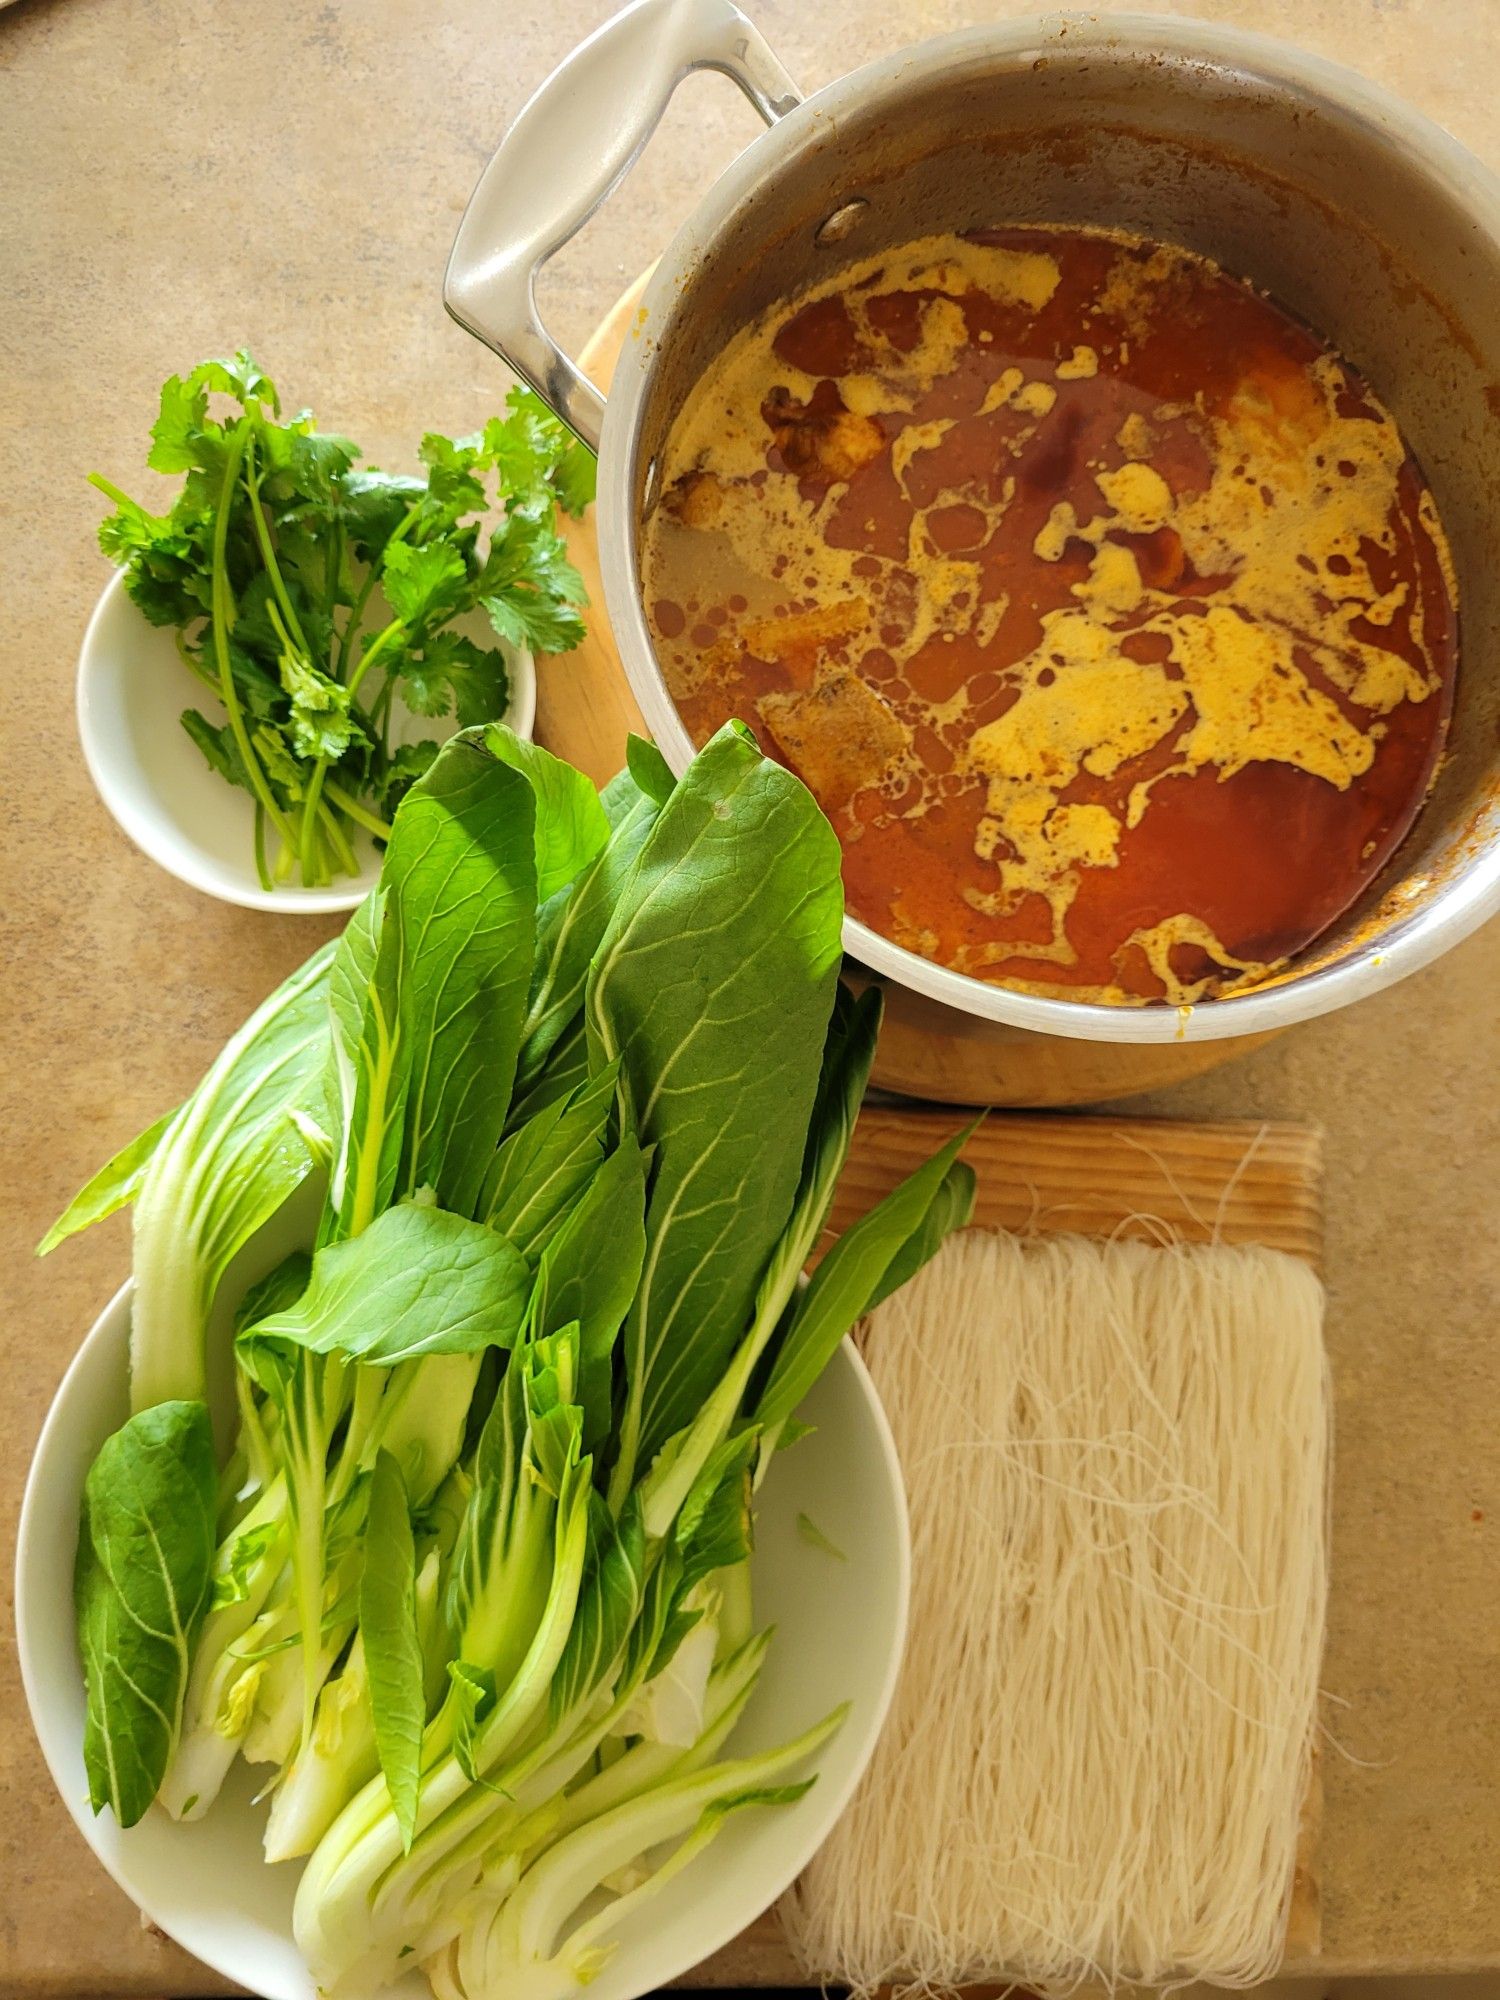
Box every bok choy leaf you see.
[43,941,336,1409]
[361,1450,425,1852]
[514,759,662,1096]
[482,727,610,903]
[331,733,538,1240]
[531,1129,648,1450]
[480,1060,618,1255]
[74,1401,218,1825]
[238,1204,531,1367]
[754,1120,980,1441]
[587,725,844,1501]
[234,1203,528,1750]
[37,1107,178,1254]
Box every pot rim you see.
[598,9,1500,1044]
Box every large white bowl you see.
[16,1252,909,2000]
[77,569,537,914]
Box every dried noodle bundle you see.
[782,1229,1329,1996]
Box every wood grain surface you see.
[832,1107,1324,1261]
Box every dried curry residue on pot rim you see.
[640,225,1459,1006]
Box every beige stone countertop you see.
[3,0,1498,1992]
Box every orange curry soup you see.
[641,226,1458,1005]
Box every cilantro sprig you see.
[91,352,595,890]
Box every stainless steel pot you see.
[446,0,1500,1046]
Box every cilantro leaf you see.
[479,502,585,603]
[278,651,357,762]
[252,723,308,799]
[147,376,224,475]
[342,470,425,561]
[482,387,597,517]
[394,632,511,725]
[181,710,254,794]
[381,539,470,630]
[418,432,487,524]
[95,487,180,560]
[230,571,287,658]
[476,507,587,654]
[482,399,558,499]
[481,590,586,656]
[286,428,360,506]
[189,350,279,412]
[95,490,212,628]
[224,639,286,721]
[549,436,597,518]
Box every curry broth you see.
[641,226,1458,1004]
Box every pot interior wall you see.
[629,33,1500,972]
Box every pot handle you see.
[444,0,801,450]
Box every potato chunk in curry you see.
[759,671,911,809]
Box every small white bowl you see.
[77,570,537,914]
[16,1239,909,2000]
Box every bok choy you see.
[41,717,975,1998]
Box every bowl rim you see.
[76,568,539,915]
[15,1270,910,2000]
[597,8,1500,1044]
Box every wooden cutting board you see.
[684,1105,1325,1989]
[535,276,1281,1109]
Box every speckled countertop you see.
[2,0,1498,1993]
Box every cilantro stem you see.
[291,802,318,889]
[252,804,271,894]
[346,618,406,699]
[371,676,397,759]
[210,422,296,848]
[324,778,392,841]
[335,565,380,682]
[88,473,152,517]
[173,628,217,693]
[300,760,332,885]
[335,500,421,682]
[309,815,334,889]
[244,429,313,663]
[319,800,359,875]
[324,519,344,624]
